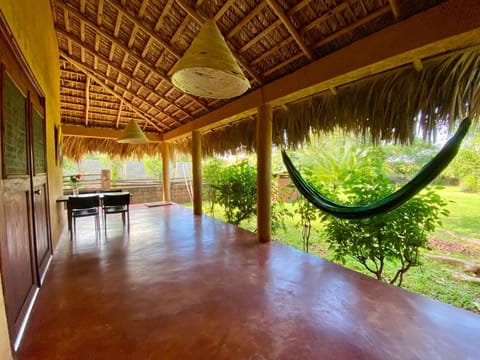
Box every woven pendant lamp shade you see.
[171,19,250,99]
[116,120,149,144]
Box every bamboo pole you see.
[162,142,171,202]
[192,130,202,215]
[256,103,272,243]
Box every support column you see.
[256,103,272,243]
[192,130,202,215]
[162,142,171,202]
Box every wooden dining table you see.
[56,192,131,233]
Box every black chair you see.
[67,195,100,239]
[102,193,130,230]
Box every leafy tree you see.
[321,165,448,286]
[294,195,318,253]
[202,157,227,215]
[144,155,163,179]
[210,160,257,226]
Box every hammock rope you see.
[282,118,472,219]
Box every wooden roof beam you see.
[62,124,163,142]
[266,0,314,61]
[163,0,480,141]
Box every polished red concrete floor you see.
[16,204,480,359]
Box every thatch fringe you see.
[274,46,480,146]
[178,46,480,157]
[63,137,163,161]
[64,47,480,159]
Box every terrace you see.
[0,0,479,358]
[16,204,480,359]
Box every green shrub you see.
[459,175,478,192]
[210,160,257,226]
[322,169,449,286]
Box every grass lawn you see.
[185,186,480,313]
[433,186,480,239]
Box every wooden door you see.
[0,69,37,346]
[31,106,52,284]
[0,15,50,347]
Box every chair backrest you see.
[68,195,100,210]
[100,189,122,193]
[102,193,130,207]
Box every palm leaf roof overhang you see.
[55,0,480,158]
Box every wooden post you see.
[256,103,272,243]
[162,141,171,202]
[101,169,111,190]
[192,130,202,215]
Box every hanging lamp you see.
[171,19,250,99]
[116,119,149,144]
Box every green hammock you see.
[282,118,472,219]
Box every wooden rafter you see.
[288,0,312,14]
[63,8,73,55]
[85,75,91,125]
[213,0,236,21]
[113,12,122,37]
[312,6,391,49]
[154,0,174,32]
[238,20,281,54]
[101,0,209,112]
[226,2,267,39]
[250,38,295,66]
[103,0,180,59]
[128,24,138,48]
[60,52,166,132]
[263,52,304,77]
[138,0,149,18]
[55,13,196,117]
[97,0,104,25]
[266,0,314,61]
[301,1,354,35]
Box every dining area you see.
[56,191,131,238]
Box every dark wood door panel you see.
[0,189,36,337]
[32,180,51,283]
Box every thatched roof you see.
[173,46,480,156]
[54,0,480,159]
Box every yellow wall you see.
[0,0,63,356]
